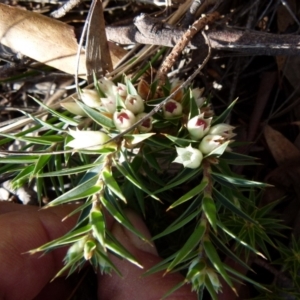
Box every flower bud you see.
[197,97,207,107]
[113,109,136,132]
[187,113,212,140]
[114,83,127,98]
[192,87,204,100]
[83,239,97,260]
[100,96,116,113]
[208,123,235,139]
[66,129,116,151]
[125,94,145,114]
[136,113,153,133]
[66,238,86,261]
[80,89,101,108]
[173,144,203,169]
[187,258,207,291]
[206,268,222,291]
[163,99,182,118]
[98,77,115,95]
[61,102,87,117]
[199,134,225,155]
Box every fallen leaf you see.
[264,124,300,166]
[0,3,126,78]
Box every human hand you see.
[0,202,196,300]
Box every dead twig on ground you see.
[106,14,300,56]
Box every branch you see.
[106,14,300,56]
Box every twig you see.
[50,0,83,18]
[181,0,204,29]
[106,14,300,56]
[156,11,220,81]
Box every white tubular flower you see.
[136,113,153,133]
[67,129,115,150]
[187,113,212,140]
[199,134,225,155]
[113,109,136,132]
[100,96,116,114]
[81,89,101,108]
[114,83,127,98]
[173,144,203,169]
[98,77,115,95]
[192,87,204,100]
[125,94,145,114]
[61,102,87,117]
[208,123,236,139]
[163,99,182,118]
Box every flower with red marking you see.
[100,96,116,114]
[113,109,136,132]
[136,113,153,133]
[199,134,225,155]
[208,123,236,139]
[125,94,145,114]
[187,113,212,140]
[163,99,182,118]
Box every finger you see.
[0,202,78,300]
[98,210,196,300]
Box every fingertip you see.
[0,203,78,300]
[98,210,196,300]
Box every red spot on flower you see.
[142,118,151,128]
[165,101,177,113]
[118,112,129,123]
[196,119,207,128]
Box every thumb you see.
[98,210,196,300]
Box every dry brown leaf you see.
[264,125,300,166]
[86,0,113,83]
[275,55,286,73]
[0,4,125,78]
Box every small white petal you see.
[192,87,204,100]
[101,96,116,113]
[208,123,235,139]
[116,83,127,97]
